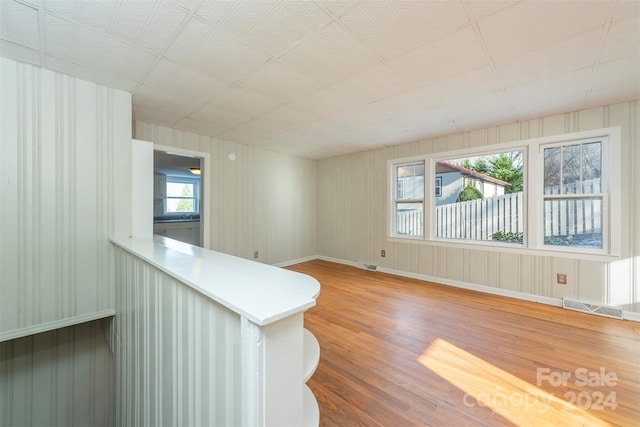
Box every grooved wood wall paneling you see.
[113,246,241,426]
[1,57,131,426]
[134,121,317,266]
[1,57,131,335]
[0,320,115,426]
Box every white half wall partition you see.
[111,235,321,426]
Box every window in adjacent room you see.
[165,178,199,214]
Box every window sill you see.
[386,236,620,262]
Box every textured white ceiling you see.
[1,0,638,159]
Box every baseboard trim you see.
[315,256,561,307]
[376,265,563,307]
[273,255,318,268]
[315,255,361,269]
[311,255,639,322]
[316,255,560,306]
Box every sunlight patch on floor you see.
[418,338,609,427]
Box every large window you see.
[388,127,620,257]
[433,151,524,244]
[165,178,199,214]
[393,161,424,237]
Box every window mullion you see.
[543,193,605,200]
[395,198,423,203]
[579,144,584,194]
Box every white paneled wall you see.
[134,121,316,265]
[0,58,131,426]
[317,101,639,311]
[113,246,241,426]
[0,57,131,338]
[0,319,115,426]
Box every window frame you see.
[387,127,621,260]
[539,137,608,254]
[163,176,200,216]
[390,160,425,239]
[435,176,442,197]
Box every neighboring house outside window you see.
[435,176,442,197]
[434,161,508,206]
[397,180,404,199]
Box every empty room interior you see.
[1,1,639,426]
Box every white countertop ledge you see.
[111,236,319,326]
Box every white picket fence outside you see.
[435,192,524,240]
[542,178,602,244]
[396,186,601,243]
[396,209,423,237]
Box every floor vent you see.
[563,298,623,320]
[363,264,378,271]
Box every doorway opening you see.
[153,148,209,248]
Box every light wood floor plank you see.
[286,260,640,427]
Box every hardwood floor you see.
[285,260,640,427]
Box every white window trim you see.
[389,160,425,238]
[536,136,610,255]
[387,126,621,261]
[164,176,201,216]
